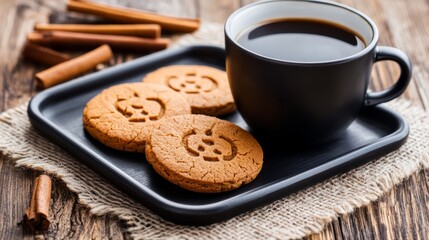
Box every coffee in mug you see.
[236,18,366,62]
[224,0,412,144]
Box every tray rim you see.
[27,44,409,225]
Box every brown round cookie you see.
[145,114,263,193]
[142,65,236,116]
[83,82,191,152]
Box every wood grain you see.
[0,0,428,239]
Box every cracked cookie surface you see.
[142,65,236,116]
[145,114,263,193]
[83,82,191,152]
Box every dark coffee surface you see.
[237,18,366,62]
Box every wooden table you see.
[1,0,428,239]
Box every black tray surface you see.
[28,45,409,225]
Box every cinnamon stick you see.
[25,175,52,231]
[27,31,170,52]
[35,44,113,89]
[67,0,200,33]
[22,43,71,66]
[34,23,161,38]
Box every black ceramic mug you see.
[225,0,412,144]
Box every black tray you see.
[28,45,409,226]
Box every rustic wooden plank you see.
[339,170,429,240]
[140,0,198,19]
[337,0,424,109]
[1,0,51,110]
[305,222,337,240]
[0,158,128,239]
[0,157,34,239]
[42,179,127,239]
[199,0,241,24]
[0,1,44,238]
[305,170,429,240]
[240,0,258,7]
[379,0,429,109]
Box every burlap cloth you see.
[1,23,428,239]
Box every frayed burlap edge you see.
[1,23,428,239]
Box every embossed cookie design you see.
[142,65,236,116]
[115,96,164,122]
[83,83,191,152]
[183,129,237,162]
[145,114,263,193]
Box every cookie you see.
[145,114,263,193]
[142,65,236,116]
[83,82,191,152]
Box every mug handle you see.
[365,46,412,106]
